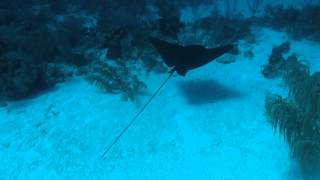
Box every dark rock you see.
[216,54,236,64]
[244,50,254,59]
[261,41,291,78]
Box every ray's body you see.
[149,37,235,76]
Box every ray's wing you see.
[149,37,180,67]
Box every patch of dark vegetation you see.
[261,4,320,41]
[262,41,291,78]
[265,56,320,179]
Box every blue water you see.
[1,1,320,179]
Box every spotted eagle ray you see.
[102,37,236,158]
[149,37,235,76]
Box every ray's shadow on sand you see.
[176,79,244,105]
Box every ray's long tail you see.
[101,70,175,159]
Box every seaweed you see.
[265,57,320,177]
[85,59,147,102]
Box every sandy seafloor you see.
[1,28,320,180]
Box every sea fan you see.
[265,57,320,176]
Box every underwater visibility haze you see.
[1,0,320,179]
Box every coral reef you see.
[1,12,101,98]
[0,0,172,103]
[246,0,264,17]
[0,57,67,100]
[179,12,252,47]
[0,1,91,101]
[262,4,320,41]
[158,17,184,39]
[265,56,320,178]
[0,0,248,102]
